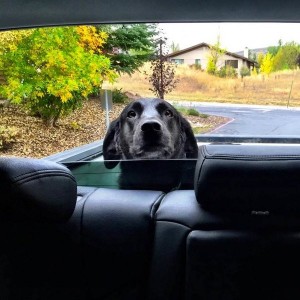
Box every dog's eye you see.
[164,110,173,117]
[127,110,136,118]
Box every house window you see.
[195,59,201,65]
[171,59,184,64]
[225,60,238,68]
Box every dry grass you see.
[106,64,300,107]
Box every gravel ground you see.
[0,99,229,158]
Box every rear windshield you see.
[1,23,300,161]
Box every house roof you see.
[167,42,256,64]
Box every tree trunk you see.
[44,116,55,127]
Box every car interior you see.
[2,0,300,299]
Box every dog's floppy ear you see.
[103,119,122,168]
[180,117,199,158]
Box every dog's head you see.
[103,98,198,166]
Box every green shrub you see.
[206,58,217,75]
[218,66,237,78]
[186,108,200,116]
[112,88,130,104]
[240,66,251,77]
[217,66,227,78]
[174,106,208,118]
[0,126,19,150]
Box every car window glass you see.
[1,23,300,162]
[64,159,197,191]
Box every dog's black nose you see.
[141,121,161,132]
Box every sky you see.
[159,23,300,52]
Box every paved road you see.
[185,102,300,136]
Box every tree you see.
[273,48,286,70]
[97,24,158,75]
[260,53,274,75]
[0,29,33,55]
[206,35,226,75]
[146,39,179,99]
[273,41,300,71]
[257,52,265,68]
[0,29,33,76]
[248,49,257,62]
[0,27,116,126]
[206,57,217,75]
[76,25,108,53]
[268,39,282,56]
[240,66,251,78]
[170,41,180,52]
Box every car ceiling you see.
[0,0,300,30]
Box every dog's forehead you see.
[141,100,159,117]
[133,98,171,116]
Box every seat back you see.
[0,157,81,300]
[148,144,300,300]
[5,145,300,300]
[77,187,163,300]
[0,157,164,300]
[187,144,300,300]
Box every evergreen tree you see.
[97,24,158,74]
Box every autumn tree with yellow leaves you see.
[260,53,274,76]
[0,26,116,126]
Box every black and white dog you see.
[103,98,198,162]
[102,98,198,191]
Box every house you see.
[166,42,256,74]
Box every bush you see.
[112,88,130,104]
[190,64,202,71]
[240,66,251,77]
[227,66,238,78]
[175,106,208,118]
[206,58,217,75]
[0,126,19,150]
[186,108,200,116]
[218,66,237,78]
[217,66,227,78]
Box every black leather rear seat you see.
[0,157,82,300]
[0,157,164,300]
[76,187,163,299]
[3,144,300,300]
[148,144,300,300]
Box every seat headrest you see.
[0,157,77,222]
[195,145,300,216]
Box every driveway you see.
[176,102,300,136]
